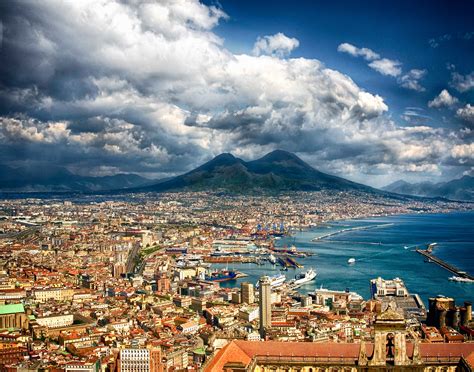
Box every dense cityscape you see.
[1,0,474,370]
[0,192,473,371]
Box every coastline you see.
[260,211,474,303]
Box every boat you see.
[256,274,286,288]
[449,276,474,283]
[205,270,237,282]
[269,274,286,287]
[210,247,233,257]
[348,258,356,264]
[294,268,317,286]
[268,254,277,264]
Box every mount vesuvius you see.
[132,150,381,194]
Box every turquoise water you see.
[215,211,474,304]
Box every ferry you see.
[347,258,356,264]
[315,285,363,301]
[449,276,474,283]
[256,274,286,288]
[293,268,317,286]
[205,270,237,282]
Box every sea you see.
[214,211,474,305]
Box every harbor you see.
[215,212,474,304]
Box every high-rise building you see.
[258,276,271,337]
[118,349,150,372]
[241,282,254,304]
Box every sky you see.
[0,0,473,187]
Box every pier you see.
[204,256,261,264]
[416,247,474,280]
[277,255,303,268]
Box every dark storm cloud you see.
[0,0,472,185]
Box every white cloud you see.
[428,89,459,108]
[368,58,402,77]
[337,43,380,61]
[451,71,474,92]
[398,69,426,92]
[252,33,299,58]
[451,143,474,160]
[456,104,474,125]
[338,43,427,91]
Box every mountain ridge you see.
[382,175,473,201]
[0,164,155,192]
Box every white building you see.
[119,349,150,372]
[239,306,259,322]
[370,277,409,298]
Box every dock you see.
[277,255,303,268]
[416,248,474,280]
[204,256,259,264]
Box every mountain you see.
[382,176,474,201]
[0,164,154,192]
[134,150,381,194]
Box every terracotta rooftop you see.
[204,340,474,372]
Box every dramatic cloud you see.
[450,71,474,92]
[252,33,299,57]
[398,69,426,92]
[428,89,459,108]
[337,43,379,61]
[0,0,471,184]
[368,58,402,77]
[456,104,474,126]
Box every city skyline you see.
[0,0,473,188]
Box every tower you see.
[369,302,409,366]
[241,282,254,304]
[259,276,271,338]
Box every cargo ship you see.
[205,269,238,282]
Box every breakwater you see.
[311,223,394,241]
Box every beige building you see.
[36,314,74,328]
[241,282,255,304]
[33,287,75,302]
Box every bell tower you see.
[369,302,409,366]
